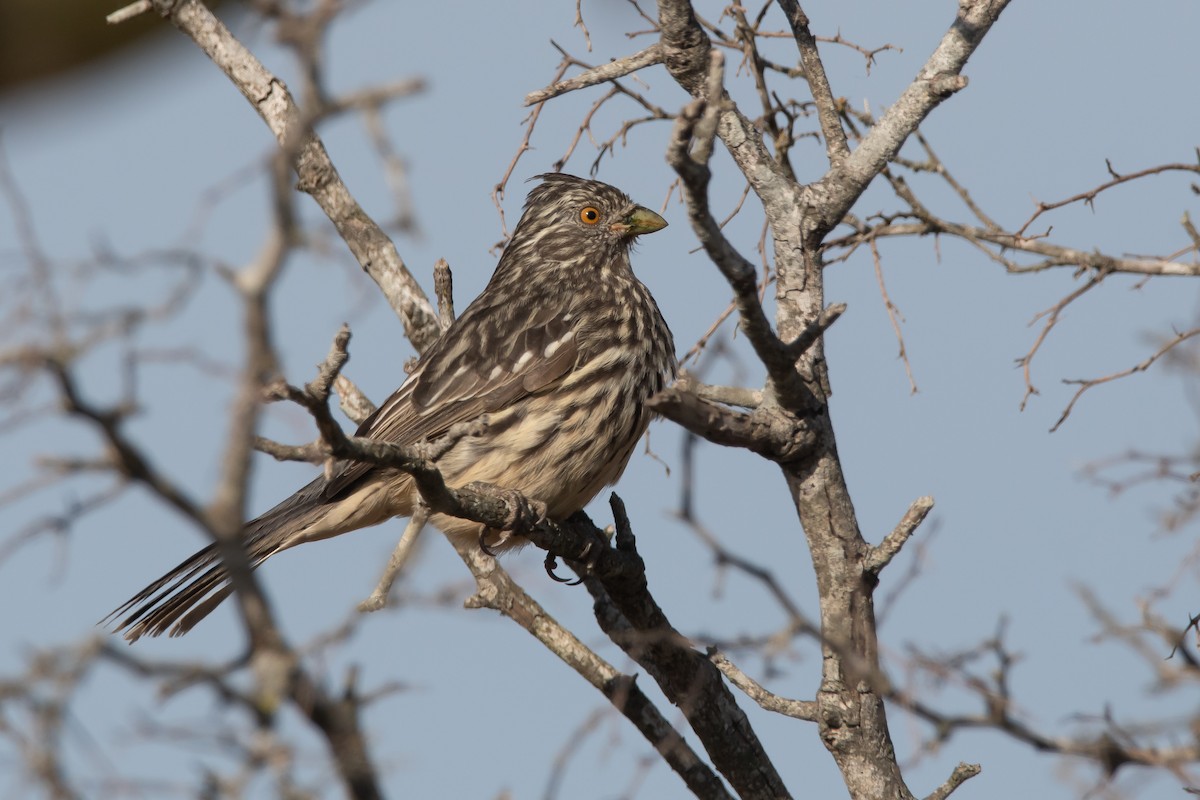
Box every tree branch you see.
[647,382,816,462]
[665,52,815,410]
[452,539,732,800]
[524,43,665,105]
[140,0,441,351]
[865,496,935,575]
[708,648,819,720]
[774,0,850,165]
[806,0,1012,238]
[583,496,792,799]
[923,763,982,800]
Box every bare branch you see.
[320,77,427,117]
[207,151,296,654]
[1051,327,1200,432]
[774,0,850,165]
[922,763,982,800]
[574,0,592,51]
[334,374,376,425]
[1017,160,1200,237]
[525,44,665,105]
[869,238,917,393]
[890,627,1200,778]
[806,0,1012,238]
[658,0,794,199]
[708,648,818,720]
[1014,270,1109,410]
[665,53,814,409]
[865,496,935,575]
[433,258,455,329]
[673,505,817,640]
[145,0,441,351]
[357,506,428,612]
[688,379,762,409]
[583,495,791,799]
[106,0,150,24]
[648,383,815,462]
[781,302,846,361]
[825,217,1200,278]
[45,357,203,524]
[648,384,757,447]
[450,538,732,800]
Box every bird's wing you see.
[320,294,579,501]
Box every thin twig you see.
[1051,327,1200,432]
[708,649,818,720]
[870,237,917,393]
[1017,160,1200,237]
[525,44,665,106]
[106,0,151,24]
[358,506,429,612]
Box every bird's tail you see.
[104,477,333,642]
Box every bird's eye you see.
[579,207,601,225]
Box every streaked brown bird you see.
[107,173,676,641]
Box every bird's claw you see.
[478,527,501,557]
[544,552,582,585]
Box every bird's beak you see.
[611,207,667,237]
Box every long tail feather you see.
[105,477,331,641]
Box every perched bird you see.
[107,173,676,641]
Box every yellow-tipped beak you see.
[612,207,668,237]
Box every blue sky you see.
[2,2,1199,798]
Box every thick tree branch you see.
[137,0,441,351]
[806,0,1012,237]
[453,539,732,800]
[658,0,796,206]
[665,53,816,412]
[782,302,846,361]
[774,0,850,165]
[583,496,791,799]
[650,5,1013,800]
[648,382,816,462]
[648,384,756,446]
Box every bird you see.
[106,173,676,641]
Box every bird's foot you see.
[543,520,609,586]
[466,483,547,555]
[467,482,548,532]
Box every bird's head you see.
[509,173,667,265]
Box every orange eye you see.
[580,206,601,225]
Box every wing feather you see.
[320,294,578,501]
